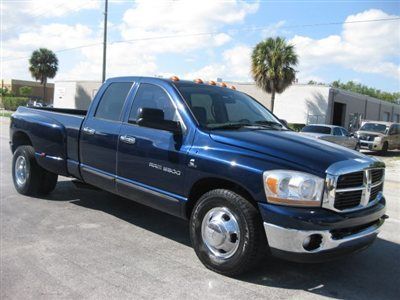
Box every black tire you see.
[190,189,267,276]
[354,143,361,151]
[12,145,58,196]
[380,142,388,155]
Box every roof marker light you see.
[170,76,180,81]
[194,78,203,84]
[230,85,236,90]
[220,82,227,88]
[208,80,216,85]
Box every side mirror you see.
[136,108,182,134]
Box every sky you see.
[1,0,399,92]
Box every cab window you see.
[129,83,178,122]
[95,82,132,121]
[333,127,342,136]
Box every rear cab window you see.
[94,82,133,121]
[302,125,331,134]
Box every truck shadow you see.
[362,150,400,157]
[45,180,400,299]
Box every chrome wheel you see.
[201,207,240,259]
[15,155,28,187]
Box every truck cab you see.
[10,76,387,276]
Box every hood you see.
[210,129,370,174]
[356,130,384,137]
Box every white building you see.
[231,83,400,128]
[53,81,101,110]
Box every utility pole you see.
[102,0,108,82]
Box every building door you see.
[332,102,346,126]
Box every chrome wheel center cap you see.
[15,155,28,187]
[201,207,240,259]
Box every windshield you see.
[360,123,388,133]
[176,83,284,130]
[301,125,331,134]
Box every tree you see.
[19,86,32,97]
[331,80,400,103]
[251,37,298,112]
[29,48,58,101]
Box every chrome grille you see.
[324,165,385,213]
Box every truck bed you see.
[10,106,86,178]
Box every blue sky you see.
[2,0,399,92]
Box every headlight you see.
[374,136,382,142]
[263,170,324,207]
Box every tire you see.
[190,189,267,276]
[354,143,361,151]
[380,142,388,155]
[12,145,58,196]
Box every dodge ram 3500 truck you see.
[10,76,387,276]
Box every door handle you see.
[120,135,136,144]
[83,127,95,135]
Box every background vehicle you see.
[9,76,386,276]
[356,121,400,153]
[300,124,360,150]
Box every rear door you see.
[80,81,134,192]
[116,80,191,216]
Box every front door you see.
[80,81,134,192]
[116,81,190,216]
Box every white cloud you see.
[184,45,252,81]
[119,0,258,53]
[291,9,400,81]
[55,0,258,80]
[1,0,101,36]
[261,20,287,37]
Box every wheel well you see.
[185,177,258,219]
[12,131,32,153]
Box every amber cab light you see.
[194,78,203,84]
[208,80,216,85]
[170,76,180,81]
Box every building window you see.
[395,114,400,123]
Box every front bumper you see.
[258,199,386,262]
[359,140,383,150]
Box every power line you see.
[2,16,400,63]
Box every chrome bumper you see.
[359,140,382,150]
[264,221,382,254]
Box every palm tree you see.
[29,48,58,102]
[251,37,298,112]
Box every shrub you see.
[2,97,29,111]
[19,86,32,97]
[288,123,305,132]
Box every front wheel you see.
[190,189,267,276]
[12,145,58,196]
[380,142,389,155]
[354,143,361,151]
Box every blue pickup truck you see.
[10,76,387,276]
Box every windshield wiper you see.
[254,120,283,127]
[209,123,255,130]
